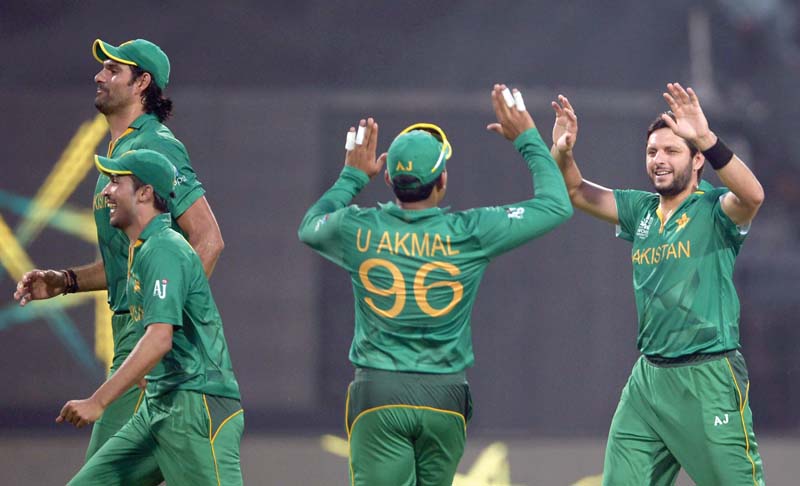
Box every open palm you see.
[551,94,578,153]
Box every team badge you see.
[636,213,653,240]
[675,213,690,231]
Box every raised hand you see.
[13,269,67,306]
[551,94,578,154]
[660,82,716,150]
[486,84,535,141]
[344,118,385,178]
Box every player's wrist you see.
[694,132,717,152]
[701,136,734,171]
[60,268,79,295]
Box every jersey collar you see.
[129,112,158,129]
[379,201,449,221]
[138,213,172,241]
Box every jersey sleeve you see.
[298,166,370,267]
[141,137,206,218]
[613,189,651,242]
[138,245,188,328]
[469,128,573,258]
[710,188,748,247]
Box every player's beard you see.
[652,163,693,197]
[94,88,128,116]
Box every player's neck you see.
[396,199,438,210]
[124,209,161,242]
[658,182,697,215]
[106,104,147,142]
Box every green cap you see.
[386,123,453,188]
[94,149,177,200]
[93,38,170,89]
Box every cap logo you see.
[395,160,413,172]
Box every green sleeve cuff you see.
[512,127,545,152]
[340,165,371,190]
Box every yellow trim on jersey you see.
[93,39,138,67]
[133,389,145,413]
[655,206,666,234]
[127,239,143,276]
[725,357,759,486]
[107,127,135,156]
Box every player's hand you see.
[13,269,67,306]
[56,398,104,429]
[661,82,716,150]
[344,118,385,179]
[486,84,535,141]
[551,94,578,154]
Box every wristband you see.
[62,268,79,295]
[701,137,733,170]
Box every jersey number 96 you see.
[358,258,464,318]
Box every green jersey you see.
[93,113,205,366]
[127,214,240,400]
[614,187,747,357]
[299,128,571,373]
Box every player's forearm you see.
[176,197,225,278]
[550,146,585,200]
[551,146,618,224]
[298,166,368,244]
[188,230,224,278]
[90,326,172,409]
[715,155,765,212]
[70,260,107,292]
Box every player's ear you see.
[437,170,447,190]
[134,71,152,94]
[137,185,154,202]
[384,169,392,188]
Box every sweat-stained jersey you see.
[614,187,747,358]
[299,128,572,373]
[93,113,205,368]
[127,213,240,400]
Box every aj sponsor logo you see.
[314,214,330,232]
[714,413,729,426]
[153,279,168,299]
[506,207,525,220]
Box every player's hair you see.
[392,174,442,203]
[647,112,703,180]
[132,176,170,213]
[129,66,173,123]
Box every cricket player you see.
[298,84,573,485]
[58,149,243,486]
[13,38,223,477]
[550,83,765,485]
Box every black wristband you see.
[701,137,734,170]
[62,268,79,295]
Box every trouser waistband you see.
[354,367,467,384]
[644,350,736,367]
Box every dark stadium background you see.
[1,1,798,484]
